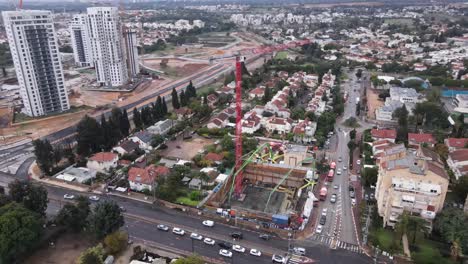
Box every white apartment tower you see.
[2,10,70,117]
[70,14,92,67]
[86,7,128,87]
[123,29,139,79]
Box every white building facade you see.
[70,14,92,67]
[86,7,128,87]
[2,10,70,117]
[123,29,139,78]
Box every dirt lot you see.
[142,58,209,78]
[25,233,93,264]
[160,134,214,161]
[366,88,384,119]
[0,107,11,128]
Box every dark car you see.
[230,232,243,239]
[259,234,271,240]
[218,241,233,249]
[320,215,326,225]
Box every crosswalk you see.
[308,234,362,253]
[287,254,315,264]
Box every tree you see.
[55,196,90,232]
[77,115,103,157]
[186,80,196,98]
[104,231,128,255]
[86,201,124,240]
[132,108,143,130]
[162,97,168,115]
[32,139,55,175]
[173,255,204,264]
[452,175,468,202]
[361,167,378,187]
[8,180,48,216]
[151,134,165,147]
[120,109,131,137]
[356,69,363,79]
[77,244,105,264]
[0,202,43,263]
[221,134,234,151]
[262,86,271,104]
[171,88,180,109]
[99,115,111,150]
[393,105,409,143]
[180,90,188,107]
[433,208,468,257]
[350,129,357,140]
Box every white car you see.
[172,227,185,236]
[219,249,232,258]
[88,195,99,201]
[272,255,286,263]
[232,244,245,253]
[63,194,75,200]
[321,208,328,216]
[203,237,215,245]
[190,233,203,240]
[337,169,342,175]
[315,225,323,234]
[356,159,361,165]
[333,184,339,190]
[202,220,214,227]
[351,198,356,206]
[343,166,347,171]
[250,248,262,257]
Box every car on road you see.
[343,166,347,171]
[218,241,233,250]
[230,232,243,239]
[292,247,306,256]
[88,195,99,201]
[337,169,342,175]
[351,198,356,206]
[322,208,328,216]
[350,191,355,198]
[365,194,369,201]
[330,194,337,203]
[259,233,271,240]
[250,248,262,257]
[190,233,203,240]
[338,157,342,162]
[203,238,215,245]
[202,220,214,227]
[333,184,339,190]
[157,224,169,231]
[219,249,232,258]
[172,227,185,236]
[272,255,286,263]
[320,215,327,225]
[63,194,75,200]
[315,225,323,234]
[356,159,361,165]
[232,244,245,253]
[119,206,126,212]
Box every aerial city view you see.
[0,0,468,263]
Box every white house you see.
[390,87,422,104]
[128,165,170,192]
[293,119,317,144]
[147,119,175,135]
[87,152,118,173]
[130,131,154,150]
[265,117,293,135]
[447,149,468,180]
[375,99,403,122]
[112,140,140,156]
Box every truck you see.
[356,96,360,105]
[319,187,328,201]
[272,214,289,226]
[327,169,334,182]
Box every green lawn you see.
[373,228,394,252]
[275,51,289,60]
[176,196,199,207]
[412,240,454,264]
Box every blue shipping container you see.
[272,214,289,225]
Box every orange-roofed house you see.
[444,138,468,152]
[371,129,397,143]
[128,165,170,191]
[87,152,118,173]
[408,133,436,149]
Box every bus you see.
[327,169,335,182]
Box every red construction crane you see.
[231,39,312,196]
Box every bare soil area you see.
[25,233,93,264]
[366,88,384,119]
[142,58,209,78]
[0,107,11,128]
[160,134,214,161]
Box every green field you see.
[275,51,289,60]
[384,18,414,27]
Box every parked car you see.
[63,194,75,200]
[320,215,327,225]
[88,195,99,201]
[330,194,337,203]
[202,220,214,227]
[157,224,169,231]
[250,248,262,257]
[259,233,271,240]
[119,206,126,212]
[218,241,233,250]
[337,169,342,175]
[365,194,369,201]
[356,159,361,165]
[219,249,232,258]
[322,208,328,216]
[338,157,342,162]
[272,255,286,263]
[232,244,245,253]
[315,225,323,234]
[172,227,185,236]
[203,238,215,245]
[350,191,355,198]
[351,198,356,206]
[190,233,203,240]
[343,166,347,171]
[230,232,243,239]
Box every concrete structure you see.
[390,87,422,104]
[70,14,92,67]
[453,94,468,114]
[86,7,128,87]
[56,167,97,183]
[2,10,70,117]
[87,152,118,173]
[283,144,310,167]
[375,147,449,229]
[447,149,468,180]
[293,119,317,144]
[123,29,139,78]
[147,119,175,135]
[375,99,403,122]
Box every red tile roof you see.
[128,165,170,185]
[371,129,396,139]
[249,87,265,95]
[408,133,435,144]
[445,138,468,148]
[89,152,117,162]
[448,149,468,162]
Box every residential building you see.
[371,129,397,143]
[264,117,293,135]
[206,94,218,108]
[408,133,436,149]
[241,111,261,134]
[128,165,169,192]
[173,107,194,120]
[87,152,118,173]
[390,87,422,104]
[123,29,139,78]
[70,14,92,67]
[444,137,468,152]
[375,148,449,229]
[375,99,403,122]
[130,131,153,150]
[447,149,468,180]
[248,87,265,99]
[112,140,140,156]
[87,7,128,87]
[147,119,175,135]
[2,10,70,117]
[453,94,468,114]
[56,167,97,183]
[293,119,317,144]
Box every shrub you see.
[104,231,128,255]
